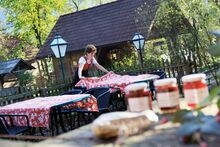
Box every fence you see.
[113,60,219,92]
[0,79,75,106]
[0,61,219,106]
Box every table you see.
[0,101,218,146]
[0,94,98,128]
[76,71,159,92]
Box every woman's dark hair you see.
[85,44,97,54]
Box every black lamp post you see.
[50,34,68,81]
[132,33,145,69]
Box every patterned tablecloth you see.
[75,72,159,92]
[0,94,98,128]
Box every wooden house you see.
[36,0,190,80]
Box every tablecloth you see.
[0,94,98,128]
[76,71,159,92]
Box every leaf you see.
[172,109,194,123]
[209,87,220,100]
[217,99,220,110]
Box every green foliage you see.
[173,109,192,123]
[0,0,71,47]
[176,0,220,62]
[143,39,167,67]
[155,1,189,36]
[208,43,220,57]
[150,0,220,74]
[16,71,34,86]
[177,0,220,30]
[111,47,138,72]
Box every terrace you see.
[0,0,220,146]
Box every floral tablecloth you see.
[0,94,98,128]
[75,72,159,92]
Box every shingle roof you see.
[36,0,158,59]
[0,59,35,75]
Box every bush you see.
[16,71,34,86]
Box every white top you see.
[182,73,206,82]
[125,82,148,93]
[154,78,177,86]
[78,56,98,65]
[78,56,99,79]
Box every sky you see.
[0,7,5,18]
[0,9,6,28]
[0,12,4,20]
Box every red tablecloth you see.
[0,94,98,128]
[75,72,159,92]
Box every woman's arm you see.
[94,63,109,73]
[93,57,109,73]
[78,63,85,79]
[78,57,86,79]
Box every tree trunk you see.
[72,0,79,11]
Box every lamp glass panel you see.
[50,39,58,46]
[133,40,140,50]
[50,36,67,46]
[140,39,145,49]
[132,34,139,42]
[59,45,67,57]
[51,46,60,58]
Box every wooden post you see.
[37,60,42,78]
[43,58,50,81]
[0,76,4,90]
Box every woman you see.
[73,44,109,86]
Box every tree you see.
[0,0,71,48]
[0,0,116,48]
[176,0,220,84]
[0,0,73,82]
[136,0,220,65]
